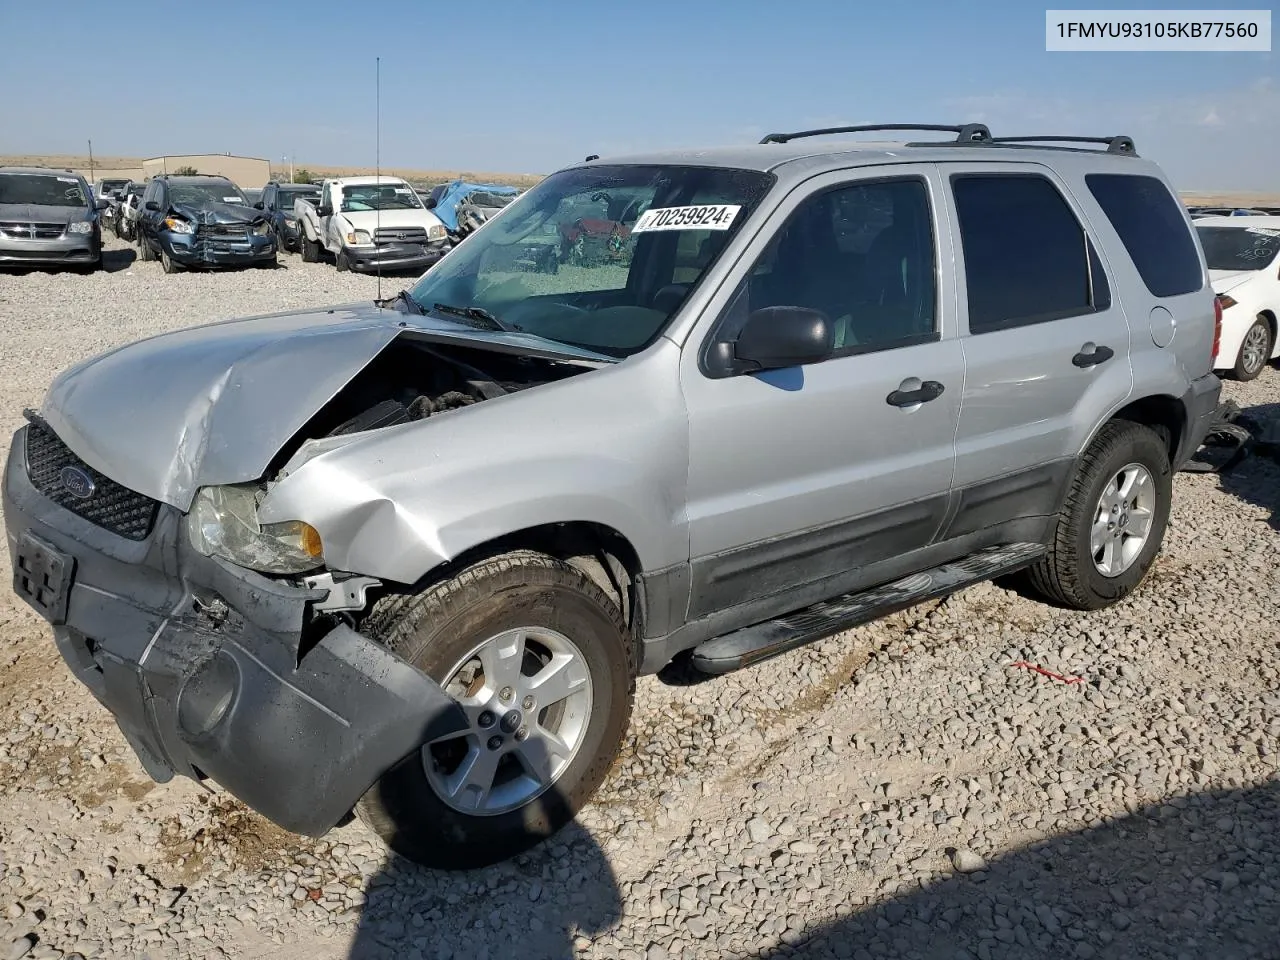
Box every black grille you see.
[197,223,250,239]
[374,226,427,244]
[24,418,160,541]
[0,221,66,240]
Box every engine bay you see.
[288,337,592,452]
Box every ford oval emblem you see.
[60,465,96,500]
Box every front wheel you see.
[1234,317,1274,381]
[355,551,635,869]
[1026,421,1172,610]
[300,231,320,263]
[160,249,182,274]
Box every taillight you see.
[1212,295,1223,360]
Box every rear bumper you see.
[345,240,449,273]
[1177,372,1224,467]
[161,231,276,267]
[2,428,466,836]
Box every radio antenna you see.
[375,56,382,303]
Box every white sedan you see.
[1197,216,1280,380]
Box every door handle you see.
[886,380,945,408]
[1072,344,1114,368]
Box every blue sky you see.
[0,0,1274,190]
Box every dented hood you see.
[171,200,263,225]
[40,303,613,512]
[40,304,401,511]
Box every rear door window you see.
[1085,173,1204,297]
[951,174,1107,334]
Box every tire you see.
[354,550,636,869]
[335,249,350,272]
[1233,316,1273,381]
[160,250,181,274]
[1026,421,1172,610]
[300,231,320,263]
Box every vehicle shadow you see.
[755,781,1280,959]
[102,247,136,272]
[344,794,621,959]
[1214,400,1280,531]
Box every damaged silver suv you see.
[4,124,1222,869]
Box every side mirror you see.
[253,201,264,210]
[318,204,333,217]
[731,306,834,372]
[145,200,160,212]
[95,198,110,211]
[423,197,437,209]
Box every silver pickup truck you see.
[3,124,1221,869]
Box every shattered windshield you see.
[0,174,87,207]
[1197,225,1280,271]
[170,182,248,206]
[341,184,423,212]
[408,164,775,358]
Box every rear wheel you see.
[1233,316,1273,381]
[1026,421,1171,610]
[355,550,635,869]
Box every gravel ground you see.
[0,235,1277,960]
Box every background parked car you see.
[257,181,320,252]
[1198,215,1280,380]
[243,187,263,207]
[0,166,105,272]
[295,175,449,272]
[427,179,522,241]
[136,174,276,274]
[115,181,147,241]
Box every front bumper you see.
[0,235,99,266]
[2,428,466,836]
[1177,372,1224,467]
[161,231,276,268]
[344,239,449,273]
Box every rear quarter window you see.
[1085,173,1203,297]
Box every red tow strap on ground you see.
[1010,661,1083,684]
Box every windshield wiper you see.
[432,302,516,333]
[378,288,424,314]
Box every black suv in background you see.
[136,175,276,274]
[257,181,321,252]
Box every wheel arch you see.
[377,521,646,632]
[1083,393,1187,466]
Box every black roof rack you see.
[759,123,991,145]
[984,135,1137,155]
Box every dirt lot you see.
[0,236,1277,960]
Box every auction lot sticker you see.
[632,205,741,233]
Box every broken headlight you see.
[251,221,272,236]
[346,230,372,246]
[188,484,323,575]
[163,217,194,235]
[428,224,447,243]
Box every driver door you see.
[679,167,964,624]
